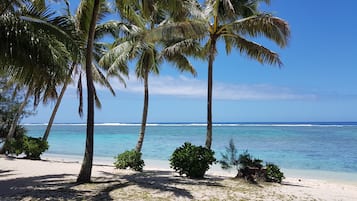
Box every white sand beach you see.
[1,155,357,201]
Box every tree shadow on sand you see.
[94,170,225,200]
[0,174,85,200]
[0,170,16,177]
[0,167,225,200]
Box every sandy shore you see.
[1,155,357,201]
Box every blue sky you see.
[23,0,357,123]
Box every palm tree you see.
[100,0,199,153]
[0,1,78,145]
[76,0,102,183]
[42,3,126,142]
[125,0,290,149]
[198,0,290,149]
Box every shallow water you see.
[25,122,357,173]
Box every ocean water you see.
[24,122,357,173]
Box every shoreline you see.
[41,152,357,184]
[1,155,357,200]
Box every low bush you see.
[4,135,48,160]
[219,139,284,183]
[3,125,26,155]
[23,137,49,160]
[114,150,145,171]
[4,137,24,155]
[236,150,264,182]
[170,142,216,179]
[265,163,285,183]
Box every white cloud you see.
[107,74,317,101]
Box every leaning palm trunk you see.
[0,87,31,154]
[77,0,100,184]
[135,67,149,153]
[7,88,31,140]
[42,64,75,141]
[205,39,217,149]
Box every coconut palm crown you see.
[146,0,290,149]
[198,0,290,149]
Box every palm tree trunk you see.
[7,88,31,140]
[42,64,74,142]
[0,87,31,154]
[205,38,217,149]
[135,67,149,153]
[77,0,100,184]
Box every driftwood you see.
[235,166,267,183]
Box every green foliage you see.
[114,150,145,172]
[238,150,263,170]
[0,75,33,140]
[2,123,26,155]
[220,139,284,183]
[265,163,285,183]
[4,135,48,160]
[4,136,24,155]
[23,136,49,160]
[170,142,216,179]
[220,138,239,170]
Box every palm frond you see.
[93,87,102,109]
[92,64,117,95]
[76,0,94,35]
[230,34,282,66]
[145,20,207,42]
[115,0,145,28]
[165,54,197,76]
[161,38,203,60]
[99,40,134,76]
[228,14,290,48]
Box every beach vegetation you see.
[76,0,102,183]
[4,133,48,160]
[42,1,126,142]
[0,0,79,146]
[3,126,26,156]
[100,0,200,153]
[22,136,49,160]
[114,149,145,172]
[170,142,216,179]
[265,163,285,183]
[220,139,284,183]
[165,0,289,149]
[0,75,33,153]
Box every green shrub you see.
[237,151,264,182]
[265,163,285,183]
[220,139,284,183]
[170,142,216,179]
[219,139,239,170]
[238,150,263,169]
[4,135,48,160]
[23,137,49,160]
[114,150,145,171]
[4,137,24,155]
[3,125,26,155]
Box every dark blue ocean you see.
[24,122,357,173]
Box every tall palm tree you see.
[195,0,290,149]
[126,0,290,149]
[42,3,126,142]
[0,1,78,145]
[100,0,199,153]
[203,0,289,149]
[76,0,102,183]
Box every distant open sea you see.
[24,122,357,174]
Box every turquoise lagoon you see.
[25,122,357,177]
